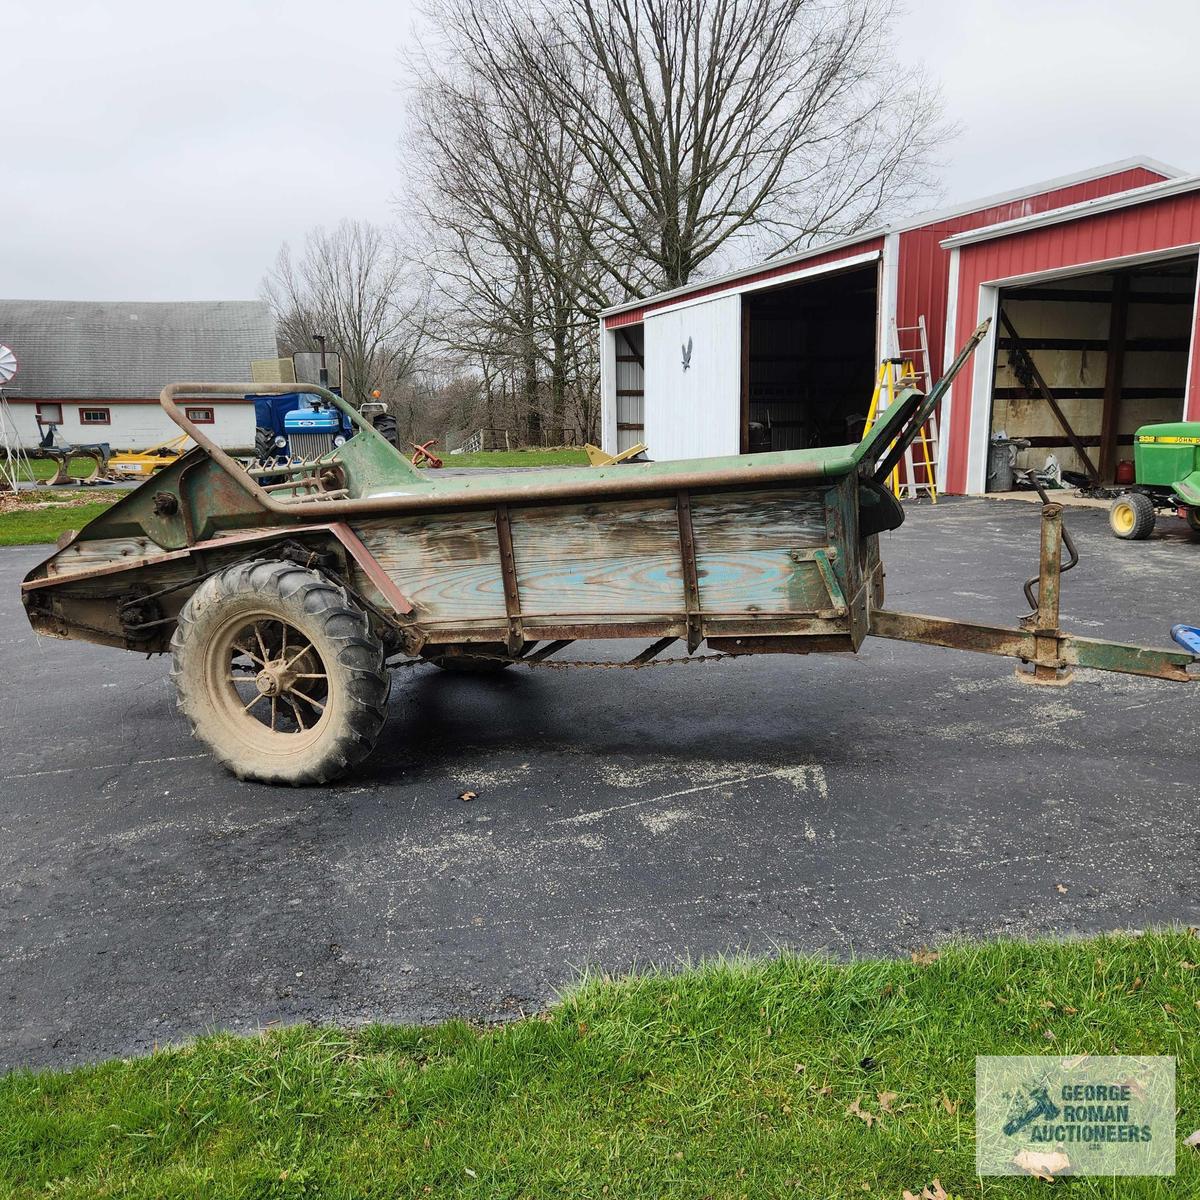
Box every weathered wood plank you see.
[356,511,500,565]
[48,537,159,576]
[510,498,680,561]
[355,486,840,627]
[696,550,834,614]
[354,513,506,621]
[510,498,684,617]
[514,554,686,616]
[689,490,827,552]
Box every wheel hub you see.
[255,664,292,696]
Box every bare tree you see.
[262,220,428,408]
[406,31,607,443]
[403,0,947,445]
[415,0,948,299]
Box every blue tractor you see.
[252,392,398,464]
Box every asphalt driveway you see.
[2,497,1198,1070]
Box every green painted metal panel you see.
[1133,421,1200,488]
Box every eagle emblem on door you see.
[681,336,693,371]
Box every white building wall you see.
[5,401,257,450]
[643,294,742,460]
[600,322,618,454]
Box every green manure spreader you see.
[20,322,1198,784]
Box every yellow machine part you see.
[106,435,191,479]
[585,442,649,467]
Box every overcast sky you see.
[6,0,1199,303]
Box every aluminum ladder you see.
[889,315,938,502]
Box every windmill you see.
[0,344,32,493]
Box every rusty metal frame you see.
[869,501,1195,683]
[791,547,847,618]
[1023,502,1069,681]
[675,490,703,653]
[871,609,1195,682]
[21,521,415,617]
[494,503,525,656]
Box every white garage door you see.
[644,294,742,460]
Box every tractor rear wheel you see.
[373,413,399,447]
[254,426,278,462]
[1109,492,1155,540]
[1186,507,1200,535]
[170,560,390,784]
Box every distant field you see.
[438,448,589,468]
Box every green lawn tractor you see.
[1109,422,1200,540]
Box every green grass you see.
[440,448,590,468]
[1,932,1197,1198]
[3,457,104,482]
[0,495,118,545]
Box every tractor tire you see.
[423,643,514,673]
[1186,507,1200,535]
[1109,492,1156,540]
[254,426,277,463]
[372,413,399,447]
[170,559,390,785]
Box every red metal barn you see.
[599,157,1195,493]
[941,175,1200,493]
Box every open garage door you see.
[614,326,644,454]
[741,262,879,453]
[989,256,1197,487]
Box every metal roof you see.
[0,299,277,398]
[939,174,1200,249]
[600,157,1187,318]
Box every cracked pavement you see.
[2,497,1198,1070]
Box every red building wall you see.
[945,189,1200,494]
[895,166,1168,383]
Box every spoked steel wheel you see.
[223,616,331,741]
[171,560,389,784]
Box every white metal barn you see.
[0,299,277,450]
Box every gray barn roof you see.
[0,299,277,398]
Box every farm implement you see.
[20,320,1197,784]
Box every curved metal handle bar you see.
[1019,470,1080,612]
[159,381,848,517]
[160,380,414,499]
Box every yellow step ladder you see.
[861,316,939,502]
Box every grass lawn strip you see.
[0,932,1197,1197]
[438,448,589,468]
[0,492,120,546]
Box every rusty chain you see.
[387,650,738,672]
